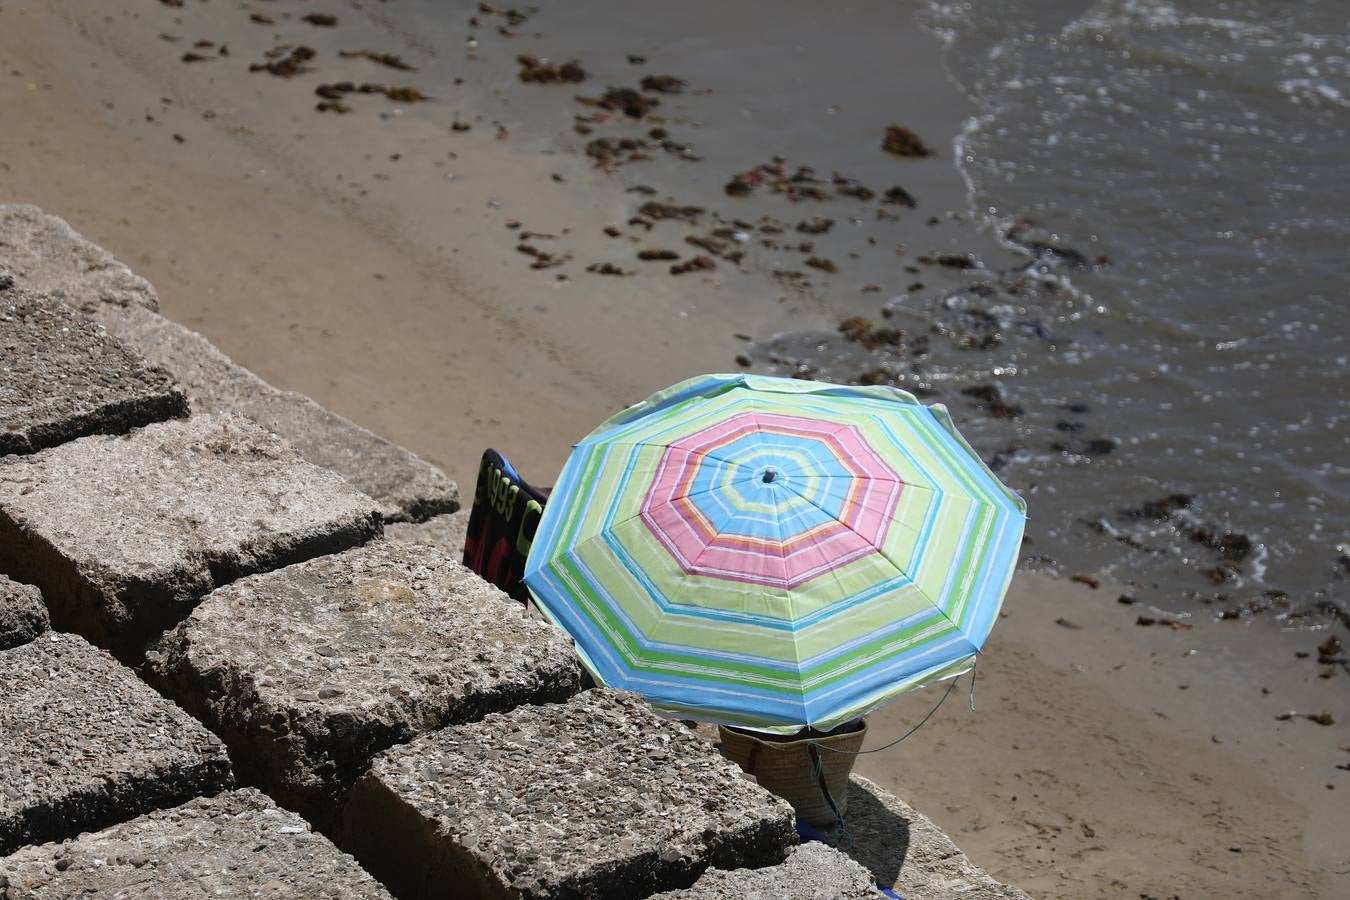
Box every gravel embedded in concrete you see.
[649,841,878,899]
[0,287,187,455]
[843,775,1034,900]
[0,788,392,899]
[0,632,233,855]
[0,575,47,651]
[0,413,382,657]
[343,688,797,900]
[0,205,158,312]
[95,304,459,522]
[148,540,581,831]
[384,509,470,558]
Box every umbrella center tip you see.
[761,468,778,484]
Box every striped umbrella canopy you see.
[523,374,1026,732]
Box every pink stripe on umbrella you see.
[637,412,906,588]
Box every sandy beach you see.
[2,0,1346,897]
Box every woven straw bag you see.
[717,722,867,828]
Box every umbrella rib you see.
[561,492,801,626]
[682,506,791,590]
[768,493,812,726]
[661,546,808,722]
[777,480,974,645]
[792,473,935,494]
[590,482,753,553]
[578,440,754,472]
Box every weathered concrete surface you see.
[0,633,233,855]
[0,575,46,651]
[0,205,158,312]
[234,390,459,523]
[0,788,392,899]
[0,287,187,455]
[91,302,269,409]
[94,303,459,522]
[148,541,581,832]
[384,509,470,558]
[843,775,1034,900]
[343,689,797,900]
[0,413,382,658]
[650,842,878,899]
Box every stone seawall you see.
[0,206,1031,899]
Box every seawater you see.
[924,0,1348,611]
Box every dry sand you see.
[859,574,1346,899]
[2,2,1346,897]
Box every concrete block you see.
[384,510,469,558]
[0,205,158,313]
[0,632,233,855]
[0,413,382,658]
[649,842,878,899]
[0,575,46,651]
[343,689,797,900]
[843,775,1033,900]
[0,788,392,899]
[0,287,187,455]
[91,303,269,410]
[232,390,459,523]
[94,304,459,522]
[147,540,581,832]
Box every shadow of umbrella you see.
[837,777,912,890]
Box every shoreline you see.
[2,1,1345,896]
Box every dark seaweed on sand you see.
[577,87,660,119]
[638,201,703,221]
[670,255,716,275]
[882,124,933,158]
[586,262,631,276]
[518,54,587,83]
[640,75,687,94]
[250,45,316,78]
[340,50,418,72]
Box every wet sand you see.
[2,1,1346,897]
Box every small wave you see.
[1277,78,1350,108]
[1068,0,1181,36]
[916,1,972,46]
[1069,0,1282,41]
[953,113,1096,308]
[1248,541,1269,585]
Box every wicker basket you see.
[717,722,867,828]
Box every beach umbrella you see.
[523,374,1026,732]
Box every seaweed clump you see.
[882,124,933,158]
[339,50,418,71]
[518,54,587,84]
[250,45,316,78]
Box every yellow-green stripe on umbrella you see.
[524,374,1026,732]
